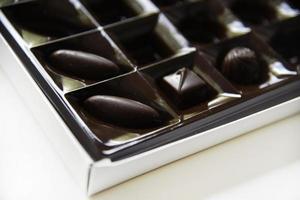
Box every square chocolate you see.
[160,68,212,109]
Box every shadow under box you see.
[201,32,297,96]
[140,51,241,120]
[163,0,250,47]
[225,0,299,27]
[65,72,179,149]
[31,31,134,92]
[1,0,96,46]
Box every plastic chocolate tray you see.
[0,0,300,161]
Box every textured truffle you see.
[220,47,268,85]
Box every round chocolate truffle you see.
[220,47,268,85]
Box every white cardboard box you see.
[1,33,300,195]
[1,5,300,195]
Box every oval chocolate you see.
[49,49,120,81]
[83,95,162,128]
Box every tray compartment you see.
[163,0,250,47]
[32,30,134,92]
[201,33,297,96]
[65,72,180,148]
[1,0,96,46]
[106,13,192,68]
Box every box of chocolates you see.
[1,0,300,196]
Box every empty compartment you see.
[106,14,190,67]
[268,16,300,69]
[140,51,241,119]
[65,72,179,148]
[201,32,297,95]
[225,0,299,26]
[225,0,278,26]
[2,0,96,46]
[32,31,134,92]
[164,0,250,46]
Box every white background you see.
[1,65,300,200]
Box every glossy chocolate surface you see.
[31,31,134,91]
[219,47,268,85]
[159,68,213,109]
[65,72,177,145]
[49,49,120,81]
[84,95,162,128]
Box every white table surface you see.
[0,65,300,200]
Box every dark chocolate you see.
[83,95,162,128]
[159,68,212,109]
[49,49,120,81]
[219,47,268,85]
[229,0,276,25]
